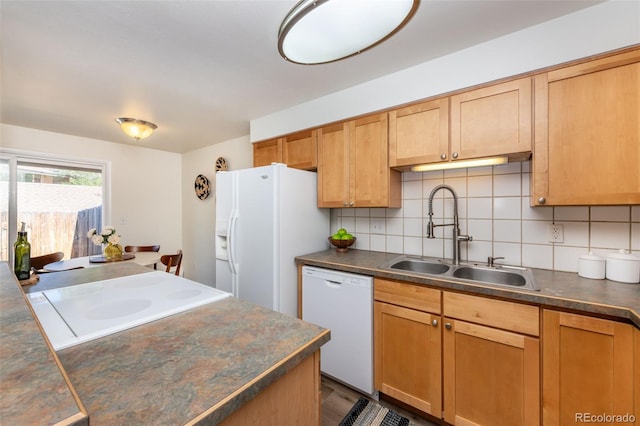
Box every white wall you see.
[250,0,640,141]
[181,135,252,285]
[331,161,640,273]
[0,124,183,260]
[3,0,638,284]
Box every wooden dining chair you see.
[124,245,160,253]
[160,250,183,276]
[30,251,64,270]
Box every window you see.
[1,151,109,263]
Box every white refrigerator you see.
[215,163,330,317]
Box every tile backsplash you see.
[331,161,640,273]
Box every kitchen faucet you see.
[426,184,472,265]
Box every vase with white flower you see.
[87,226,123,259]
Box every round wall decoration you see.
[194,174,210,200]
[215,157,228,171]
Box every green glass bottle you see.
[14,228,31,280]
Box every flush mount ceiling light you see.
[411,157,509,172]
[115,117,157,141]
[278,0,419,65]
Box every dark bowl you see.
[328,237,356,252]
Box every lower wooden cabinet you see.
[442,318,540,426]
[374,302,442,417]
[373,278,639,426]
[542,310,635,426]
[374,278,442,417]
[374,279,540,426]
[442,292,540,426]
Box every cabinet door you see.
[253,138,282,167]
[450,77,532,160]
[283,130,317,170]
[389,98,449,168]
[542,310,634,426]
[351,113,401,207]
[532,49,640,205]
[374,301,442,417]
[443,319,540,426]
[317,122,350,207]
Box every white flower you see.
[87,225,121,246]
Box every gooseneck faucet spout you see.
[426,184,472,265]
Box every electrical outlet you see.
[371,221,384,234]
[549,224,564,243]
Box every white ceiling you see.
[1,0,603,154]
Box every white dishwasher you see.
[302,266,373,395]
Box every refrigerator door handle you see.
[228,213,238,275]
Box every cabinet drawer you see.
[443,292,539,336]
[374,278,441,314]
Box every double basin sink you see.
[381,257,538,291]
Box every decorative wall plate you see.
[194,174,210,200]
[215,157,228,171]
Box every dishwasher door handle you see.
[323,279,342,289]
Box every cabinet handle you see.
[445,322,452,330]
[538,197,546,204]
[343,201,348,207]
[440,153,447,160]
[431,319,438,327]
[349,201,354,207]
[452,152,459,159]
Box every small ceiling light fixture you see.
[278,0,419,65]
[115,117,157,141]
[411,157,509,172]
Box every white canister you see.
[605,250,640,284]
[578,252,605,280]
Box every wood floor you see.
[320,375,440,426]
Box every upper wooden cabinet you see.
[317,113,401,208]
[450,77,532,160]
[389,98,449,168]
[253,130,318,170]
[542,310,635,425]
[283,130,317,170]
[389,78,532,169]
[532,49,640,205]
[253,138,282,168]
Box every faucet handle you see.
[488,256,505,267]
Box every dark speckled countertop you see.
[0,263,88,426]
[295,249,640,328]
[3,262,329,425]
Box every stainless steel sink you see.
[453,266,526,286]
[380,256,538,291]
[388,259,451,275]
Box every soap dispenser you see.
[14,222,31,280]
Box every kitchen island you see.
[1,262,329,425]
